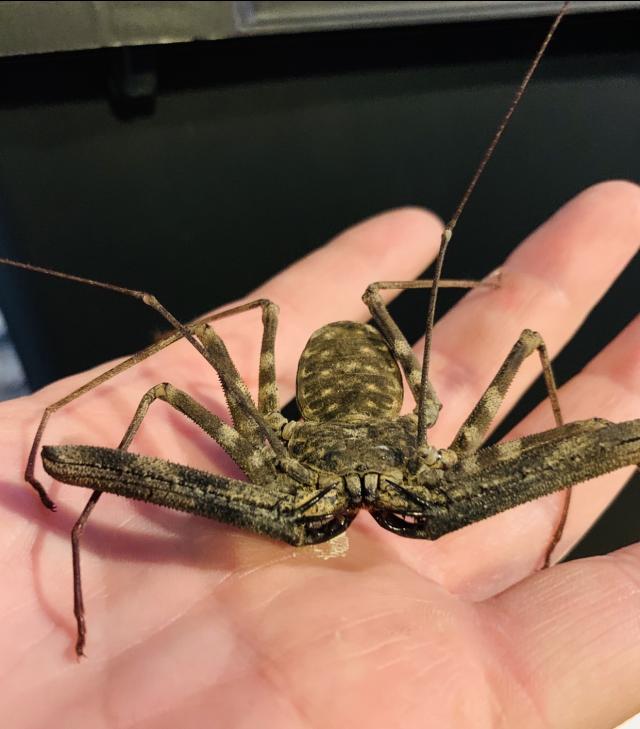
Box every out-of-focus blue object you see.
[0,309,29,400]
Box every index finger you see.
[215,206,443,400]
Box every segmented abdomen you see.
[296,321,403,421]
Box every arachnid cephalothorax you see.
[2,3,639,657]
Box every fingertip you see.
[373,205,444,238]
[580,178,640,212]
[503,180,639,314]
[328,205,444,262]
[565,179,640,242]
[546,178,640,229]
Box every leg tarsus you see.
[542,487,571,569]
[72,490,101,657]
[33,479,56,510]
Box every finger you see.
[487,542,640,728]
[217,206,443,400]
[365,182,639,591]
[424,180,640,444]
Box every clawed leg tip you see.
[32,482,57,511]
[540,546,557,570]
[41,495,57,511]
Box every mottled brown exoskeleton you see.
[2,3,639,656]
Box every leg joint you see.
[261,300,279,321]
[146,382,169,400]
[520,328,543,348]
[362,283,380,305]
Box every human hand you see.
[1,181,639,728]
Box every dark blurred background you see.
[0,2,637,559]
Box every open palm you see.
[1,181,639,728]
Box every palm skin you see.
[1,181,639,729]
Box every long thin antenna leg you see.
[416,2,570,445]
